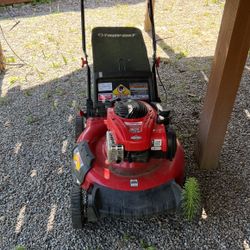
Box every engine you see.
[114,99,148,119]
[106,131,124,163]
[106,100,176,163]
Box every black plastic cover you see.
[87,180,182,218]
[92,27,151,76]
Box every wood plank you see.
[0,42,5,72]
[197,0,250,169]
[144,0,155,32]
[0,0,32,5]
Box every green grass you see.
[191,96,202,103]
[41,50,50,60]
[35,68,45,80]
[140,240,156,250]
[43,90,53,99]
[61,55,68,65]
[55,87,65,96]
[47,35,60,46]
[182,177,201,221]
[69,100,76,108]
[9,76,23,86]
[51,62,61,69]
[188,93,202,103]
[191,27,202,36]
[203,11,211,17]
[27,115,39,124]
[43,88,65,100]
[205,0,223,5]
[123,233,130,241]
[15,245,25,250]
[122,234,156,250]
[6,56,16,63]
[24,39,41,49]
[53,99,58,109]
[0,96,9,106]
[47,34,56,43]
[171,82,186,93]
[24,90,32,97]
[176,50,188,60]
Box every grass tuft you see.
[27,115,39,124]
[43,90,53,99]
[62,54,68,65]
[0,96,9,106]
[24,90,32,97]
[51,62,61,69]
[15,245,26,250]
[6,56,16,63]
[140,240,156,250]
[55,87,65,96]
[9,76,20,86]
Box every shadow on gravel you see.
[83,0,146,9]
[0,71,4,96]
[0,0,146,20]
[0,43,249,249]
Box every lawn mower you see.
[71,0,185,228]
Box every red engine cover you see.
[106,101,167,152]
[77,102,185,192]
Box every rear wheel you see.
[166,128,177,161]
[71,184,86,229]
[75,115,84,142]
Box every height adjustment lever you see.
[156,57,161,68]
[81,57,88,68]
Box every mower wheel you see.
[75,115,85,142]
[166,128,177,161]
[71,184,86,229]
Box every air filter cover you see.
[114,100,148,119]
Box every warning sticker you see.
[131,95,149,100]
[130,82,149,100]
[98,82,113,92]
[130,82,148,90]
[73,148,83,172]
[113,84,131,97]
[151,139,162,151]
[98,93,113,102]
[151,146,161,151]
[153,139,162,147]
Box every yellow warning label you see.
[73,152,81,172]
[113,84,131,97]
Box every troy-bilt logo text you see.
[98,33,136,38]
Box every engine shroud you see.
[106,101,167,153]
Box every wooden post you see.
[144,0,155,32]
[197,0,250,169]
[0,42,5,72]
[0,0,31,5]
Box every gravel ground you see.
[0,0,249,249]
